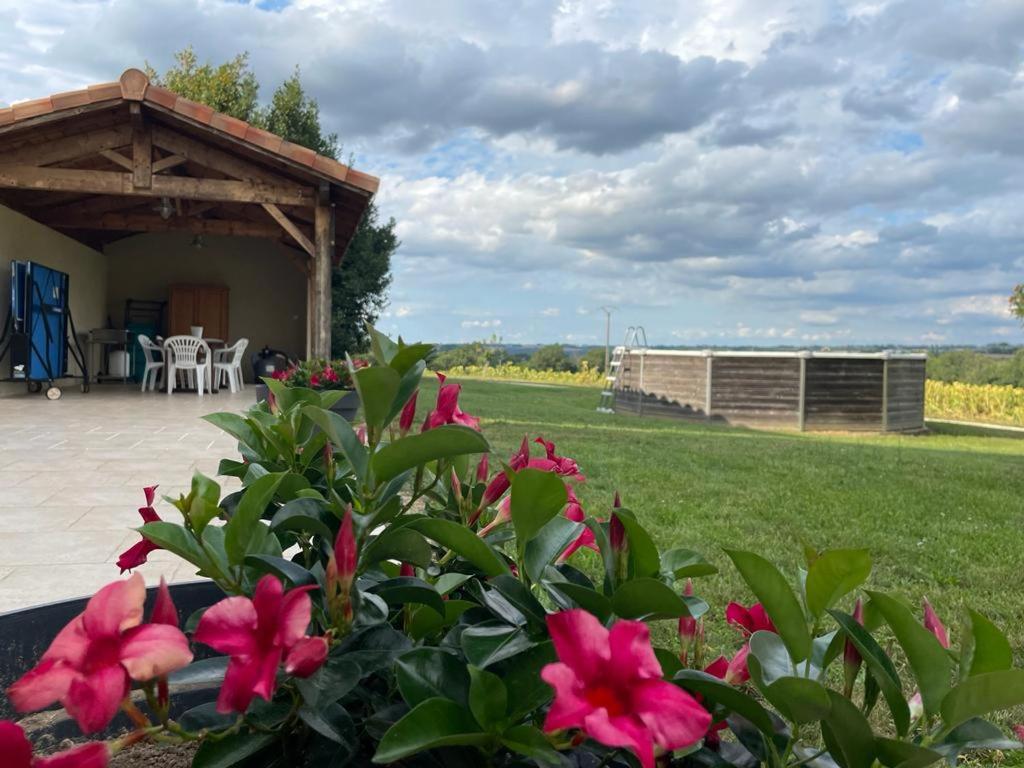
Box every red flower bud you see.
[400,562,415,578]
[923,598,950,649]
[151,577,179,628]
[399,390,418,435]
[678,580,698,644]
[284,636,329,678]
[609,513,626,552]
[613,491,622,508]
[335,506,357,588]
[476,453,489,483]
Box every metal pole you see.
[599,306,614,373]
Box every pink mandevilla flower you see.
[557,487,598,562]
[705,644,751,686]
[534,436,585,481]
[7,574,193,733]
[541,609,711,768]
[115,486,163,573]
[725,602,777,636]
[398,390,418,435]
[194,574,327,713]
[677,580,702,648]
[1,719,109,768]
[422,373,480,431]
[922,598,950,649]
[1014,724,1024,742]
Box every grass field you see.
[421,377,1024,661]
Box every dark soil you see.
[37,737,197,768]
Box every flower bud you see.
[335,506,357,589]
[399,391,418,436]
[285,636,329,677]
[151,577,179,628]
[476,453,489,483]
[923,598,950,649]
[843,599,864,698]
[400,562,415,578]
[450,469,463,505]
[267,389,279,415]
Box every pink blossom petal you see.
[252,647,284,701]
[435,382,461,421]
[725,645,751,685]
[65,665,128,734]
[276,587,315,649]
[143,486,158,506]
[83,575,145,637]
[40,615,90,667]
[194,597,259,657]
[704,656,729,680]
[34,742,109,768]
[923,598,950,649]
[540,663,591,731]
[633,679,711,750]
[749,604,776,633]
[0,719,33,768]
[583,710,655,768]
[7,659,76,713]
[151,578,178,627]
[252,575,284,628]
[725,603,752,634]
[217,656,262,714]
[116,539,159,574]
[609,620,662,681]
[285,636,329,677]
[120,624,193,681]
[547,610,610,683]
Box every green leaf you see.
[244,555,316,587]
[661,548,718,579]
[612,578,708,621]
[385,361,426,425]
[548,582,613,622]
[961,608,1013,678]
[202,412,260,453]
[270,498,333,541]
[674,670,775,734]
[369,326,399,365]
[829,609,911,737]
[867,591,953,718]
[821,689,876,768]
[613,509,661,578]
[395,648,470,707]
[137,521,206,568]
[224,472,284,566]
[389,343,434,375]
[488,576,547,627]
[747,632,832,723]
[725,549,811,663]
[408,599,474,641]
[298,703,353,744]
[501,725,562,766]
[502,642,557,719]
[193,732,275,768]
[875,738,942,768]
[469,665,508,730]
[406,517,509,577]
[524,516,582,582]
[509,468,567,547]
[368,576,445,616]
[372,425,490,484]
[353,365,401,431]
[940,670,1024,730]
[372,698,491,764]
[362,527,432,569]
[303,406,368,482]
[168,656,229,685]
[805,549,871,618]
[461,622,537,668]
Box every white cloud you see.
[540,307,560,317]
[460,319,502,329]
[799,311,840,326]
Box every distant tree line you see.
[927,349,1024,388]
[432,340,607,373]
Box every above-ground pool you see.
[612,350,926,432]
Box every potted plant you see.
[4,329,1024,768]
[254,357,369,421]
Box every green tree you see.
[1011,284,1024,325]
[149,49,395,355]
[528,344,576,372]
[433,337,509,369]
[580,346,606,373]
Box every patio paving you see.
[0,385,251,613]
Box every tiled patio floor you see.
[0,385,251,613]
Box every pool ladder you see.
[597,326,647,413]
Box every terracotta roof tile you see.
[0,68,379,196]
[11,97,53,121]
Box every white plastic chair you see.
[213,338,248,393]
[137,334,165,392]
[164,336,211,396]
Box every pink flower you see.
[309,373,321,388]
[475,453,489,483]
[557,487,598,562]
[923,598,950,649]
[0,719,109,768]
[422,373,481,431]
[398,391,418,435]
[1013,724,1024,742]
[194,575,320,713]
[541,610,711,768]
[534,436,585,481]
[476,437,531,513]
[705,644,751,686]
[677,580,703,664]
[115,486,163,573]
[725,602,777,636]
[323,367,339,383]
[326,507,358,623]
[7,574,193,733]
[399,562,415,578]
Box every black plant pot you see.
[0,581,223,741]
[255,384,361,422]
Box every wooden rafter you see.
[132,112,152,189]
[0,166,315,206]
[261,203,314,257]
[151,125,302,188]
[43,211,284,238]
[152,154,186,173]
[0,125,132,167]
[99,149,133,170]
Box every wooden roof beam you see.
[261,203,314,257]
[0,165,316,206]
[0,124,132,168]
[43,211,285,238]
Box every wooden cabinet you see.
[168,284,229,339]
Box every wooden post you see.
[312,187,334,359]
[797,353,809,432]
[704,352,713,421]
[881,354,890,432]
[130,104,152,189]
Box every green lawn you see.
[424,377,1024,658]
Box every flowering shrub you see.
[271,356,369,390]
[5,328,1024,767]
[444,361,604,387]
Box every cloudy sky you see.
[2,0,1023,347]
